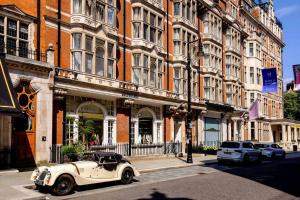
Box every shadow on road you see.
[207,157,300,197]
[137,188,194,200]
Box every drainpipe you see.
[37,0,41,61]
[57,0,61,67]
[123,0,126,81]
[123,0,131,156]
[166,0,169,91]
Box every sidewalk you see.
[0,153,217,200]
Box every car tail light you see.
[234,150,242,153]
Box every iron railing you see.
[0,45,47,62]
[50,142,182,163]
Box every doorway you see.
[11,81,36,167]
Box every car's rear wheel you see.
[51,174,75,196]
[121,167,134,184]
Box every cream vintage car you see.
[31,152,140,196]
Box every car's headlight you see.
[32,168,40,180]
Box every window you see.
[73,0,82,14]
[157,60,163,89]
[263,98,268,115]
[249,43,254,57]
[133,8,163,45]
[133,54,141,84]
[96,2,105,21]
[72,34,115,78]
[108,120,113,145]
[173,28,180,54]
[133,53,163,88]
[204,77,210,99]
[174,67,181,93]
[257,68,261,84]
[85,36,93,74]
[96,48,104,76]
[107,0,115,26]
[107,43,114,78]
[250,93,254,104]
[192,71,197,96]
[272,100,275,117]
[250,67,254,84]
[130,122,135,144]
[245,92,248,108]
[203,12,222,40]
[174,2,180,16]
[150,59,156,87]
[256,44,261,59]
[72,33,82,71]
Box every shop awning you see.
[0,58,21,114]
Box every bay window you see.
[132,53,164,88]
[133,7,163,46]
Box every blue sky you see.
[274,0,300,88]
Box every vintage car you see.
[31,152,140,196]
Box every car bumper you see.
[217,157,243,163]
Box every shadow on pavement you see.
[209,157,300,197]
[137,188,194,200]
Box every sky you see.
[274,0,300,88]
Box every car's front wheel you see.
[51,174,75,196]
[121,167,134,184]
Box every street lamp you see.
[186,39,204,163]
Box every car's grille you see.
[38,171,47,180]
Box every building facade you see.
[0,0,298,167]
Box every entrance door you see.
[11,81,36,167]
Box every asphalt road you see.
[45,153,300,200]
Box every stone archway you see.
[75,101,108,145]
[136,108,157,144]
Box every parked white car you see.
[31,152,140,196]
[217,141,262,164]
[254,143,286,159]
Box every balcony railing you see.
[0,45,47,62]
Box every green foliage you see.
[62,143,86,162]
[78,119,96,146]
[201,145,218,152]
[62,145,76,156]
[284,92,300,120]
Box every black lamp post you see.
[186,39,203,164]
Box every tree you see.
[284,92,300,120]
[78,119,95,147]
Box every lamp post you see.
[186,39,203,163]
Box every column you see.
[287,125,291,142]
[240,120,245,141]
[233,119,238,141]
[221,118,227,142]
[282,124,286,149]
[228,120,232,141]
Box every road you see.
[43,153,300,200]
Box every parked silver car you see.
[217,141,262,164]
[254,143,286,159]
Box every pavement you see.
[0,151,298,200]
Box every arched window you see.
[95,47,104,76]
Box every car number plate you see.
[34,179,44,186]
[224,152,231,154]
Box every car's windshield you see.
[221,142,240,148]
[254,144,268,148]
